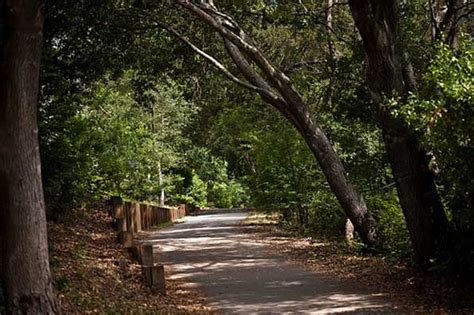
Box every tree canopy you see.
[38,0,474,268]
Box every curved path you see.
[139,209,399,314]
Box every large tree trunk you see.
[348,0,449,267]
[0,0,57,313]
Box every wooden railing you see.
[110,197,198,238]
[109,196,198,294]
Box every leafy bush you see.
[307,192,346,237]
[367,193,411,258]
[209,180,248,208]
[181,172,208,207]
[40,73,247,211]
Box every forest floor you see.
[46,205,474,314]
[48,204,212,314]
[244,212,474,313]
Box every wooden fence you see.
[110,197,198,236]
[109,196,198,294]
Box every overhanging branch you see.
[174,0,311,114]
[151,19,275,97]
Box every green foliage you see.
[38,0,474,273]
[183,147,248,208]
[40,70,249,211]
[367,194,411,258]
[306,191,345,237]
[180,171,208,207]
[41,73,193,208]
[397,39,473,145]
[209,180,248,208]
[394,37,474,232]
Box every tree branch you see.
[223,38,301,125]
[223,39,277,97]
[174,0,311,115]
[150,19,273,96]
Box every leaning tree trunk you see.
[167,0,379,247]
[0,0,57,312]
[438,0,466,49]
[222,40,378,246]
[348,0,449,268]
[299,111,378,245]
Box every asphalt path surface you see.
[139,209,399,314]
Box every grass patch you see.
[243,211,279,226]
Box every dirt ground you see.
[47,206,474,314]
[244,212,474,314]
[48,204,212,314]
[136,208,401,313]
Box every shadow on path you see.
[138,209,400,314]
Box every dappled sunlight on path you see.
[138,209,399,314]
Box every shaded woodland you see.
[0,0,473,312]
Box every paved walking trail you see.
[139,209,399,314]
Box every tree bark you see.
[0,0,57,313]
[348,0,449,267]
[299,114,378,245]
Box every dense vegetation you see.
[0,0,472,312]
[39,0,473,263]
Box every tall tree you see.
[153,0,379,246]
[348,0,449,267]
[0,0,57,312]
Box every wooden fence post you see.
[132,202,142,233]
[146,205,152,229]
[140,204,147,230]
[142,264,166,295]
[111,196,124,218]
[131,244,153,266]
[108,197,169,295]
[157,207,162,224]
[152,206,158,226]
[116,218,127,233]
[140,245,154,267]
[119,231,134,248]
[111,196,127,232]
[180,203,187,216]
[124,202,133,232]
